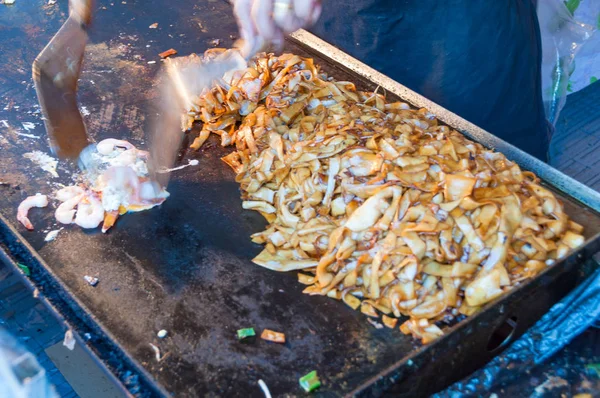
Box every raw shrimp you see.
[55,186,84,202]
[75,193,105,229]
[17,194,48,230]
[96,139,134,156]
[55,194,84,224]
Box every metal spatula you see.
[33,0,94,160]
[148,50,247,188]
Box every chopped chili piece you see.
[159,48,177,59]
[260,329,285,343]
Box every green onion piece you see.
[237,328,256,340]
[299,370,321,393]
[17,263,30,276]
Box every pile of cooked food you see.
[201,50,584,342]
[17,139,169,233]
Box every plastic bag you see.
[434,266,600,397]
[0,328,58,398]
[537,0,596,124]
[561,1,600,94]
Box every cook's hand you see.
[232,0,322,57]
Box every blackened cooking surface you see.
[0,1,417,395]
[1,1,600,397]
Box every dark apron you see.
[310,0,550,161]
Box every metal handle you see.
[69,0,95,26]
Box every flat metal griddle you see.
[1,1,600,397]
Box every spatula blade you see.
[33,17,90,160]
[148,51,246,188]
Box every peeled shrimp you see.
[96,139,135,156]
[75,193,105,229]
[55,186,84,202]
[17,194,48,230]
[55,194,84,225]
